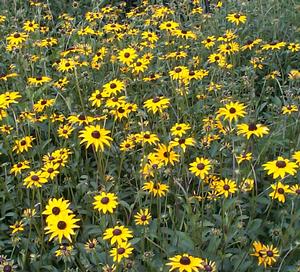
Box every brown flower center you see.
[197,163,205,170]
[52,207,60,215]
[20,140,27,146]
[152,97,160,103]
[179,256,191,265]
[101,197,109,204]
[31,175,39,181]
[14,33,21,38]
[117,247,125,254]
[110,83,117,89]
[223,184,230,190]
[91,131,100,139]
[57,221,67,230]
[175,67,182,73]
[113,229,122,236]
[266,250,273,257]
[229,107,236,114]
[141,215,147,221]
[277,188,284,194]
[276,160,286,168]
[124,53,130,58]
[248,123,257,131]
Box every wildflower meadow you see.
[0,0,299,271]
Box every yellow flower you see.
[79,125,113,152]
[10,220,24,234]
[259,244,280,267]
[226,13,247,25]
[236,152,252,164]
[288,42,300,52]
[12,136,35,154]
[118,47,137,66]
[217,101,247,122]
[142,181,169,197]
[261,41,286,50]
[189,157,212,179]
[10,160,30,176]
[166,254,202,272]
[134,209,152,225]
[215,178,237,198]
[282,105,298,115]
[103,225,133,245]
[93,192,118,214]
[263,156,298,179]
[144,96,170,114]
[45,213,80,243]
[237,123,269,139]
[154,144,179,165]
[110,242,134,263]
[23,171,48,188]
[6,32,28,45]
[23,20,39,32]
[269,181,292,203]
[170,123,191,137]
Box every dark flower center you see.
[48,168,54,173]
[110,83,117,89]
[31,175,39,181]
[78,115,86,120]
[178,139,186,144]
[113,229,122,236]
[117,247,125,254]
[136,62,142,66]
[175,67,182,73]
[57,221,67,230]
[248,123,257,131]
[179,256,191,265]
[141,215,147,221]
[207,38,211,42]
[20,140,27,145]
[118,107,125,113]
[41,100,47,105]
[276,160,286,168]
[197,163,205,170]
[52,207,60,215]
[152,97,160,103]
[91,131,101,138]
[277,188,284,194]
[163,152,169,158]
[223,184,230,190]
[215,56,220,60]
[124,53,130,58]
[181,30,188,34]
[204,265,212,271]
[234,14,241,18]
[89,242,95,248]
[176,126,182,130]
[101,197,109,204]
[125,144,130,148]
[96,94,102,99]
[266,250,273,257]
[14,33,21,38]
[246,40,253,45]
[144,134,150,139]
[3,265,12,272]
[166,23,171,27]
[65,62,70,67]
[229,107,236,114]
[295,189,300,195]
[17,163,23,168]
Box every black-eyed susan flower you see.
[154,144,179,165]
[287,42,300,52]
[28,76,52,86]
[23,171,48,188]
[110,242,134,263]
[144,96,170,114]
[216,101,247,123]
[169,66,189,81]
[142,181,169,197]
[42,162,60,180]
[226,13,247,25]
[292,150,300,165]
[10,160,30,176]
[42,198,71,223]
[79,125,112,152]
[170,123,191,137]
[169,137,196,152]
[103,225,133,245]
[93,192,118,214]
[261,41,286,50]
[23,20,39,32]
[290,184,300,196]
[134,208,152,225]
[118,48,137,66]
[269,181,292,203]
[45,213,80,243]
[189,157,212,179]
[10,220,24,234]
[6,32,28,45]
[208,53,226,64]
[240,178,254,192]
[201,36,216,48]
[55,244,74,257]
[237,123,269,139]
[12,136,35,154]
[166,253,202,272]
[236,152,252,164]
[282,105,298,115]
[103,79,125,96]
[137,131,160,146]
[57,124,74,139]
[200,259,217,272]
[159,21,179,31]
[262,156,298,179]
[215,178,237,198]
[84,238,98,252]
[241,39,262,50]
[260,244,280,267]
